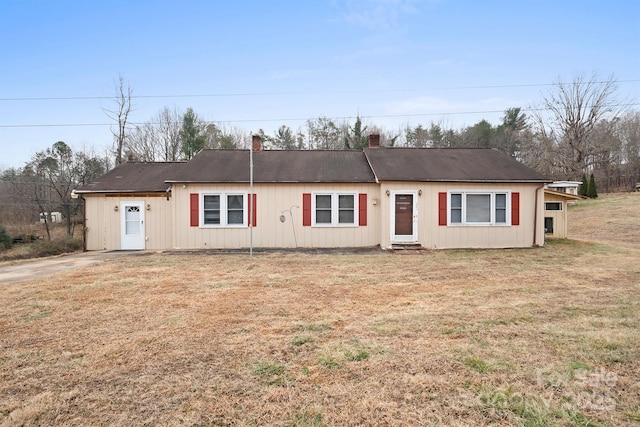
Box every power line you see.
[1,103,638,129]
[1,80,639,102]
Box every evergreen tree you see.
[579,174,588,197]
[344,116,368,150]
[180,108,205,160]
[587,173,598,198]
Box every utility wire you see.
[1,103,638,129]
[1,80,639,102]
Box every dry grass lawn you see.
[1,193,639,426]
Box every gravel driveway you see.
[0,251,141,284]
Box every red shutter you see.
[438,192,447,226]
[358,193,367,226]
[247,193,257,227]
[511,192,520,226]
[190,193,199,227]
[302,193,312,226]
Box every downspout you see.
[80,194,87,252]
[533,185,544,247]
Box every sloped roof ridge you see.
[370,146,498,150]
[122,160,185,163]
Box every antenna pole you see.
[249,138,254,265]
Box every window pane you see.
[227,210,243,224]
[316,210,331,223]
[203,195,221,225]
[496,194,506,208]
[466,194,490,222]
[338,195,355,224]
[339,210,354,224]
[451,193,462,208]
[316,195,331,209]
[204,195,220,210]
[125,220,140,235]
[545,202,562,211]
[451,209,462,223]
[226,195,244,225]
[495,209,506,223]
[227,195,243,209]
[204,211,220,224]
[338,195,354,208]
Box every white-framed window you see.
[449,191,510,225]
[312,192,357,226]
[201,193,247,227]
[545,202,562,211]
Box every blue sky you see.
[1,0,639,169]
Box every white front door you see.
[120,202,145,250]
[391,191,418,243]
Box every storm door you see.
[391,192,418,243]
[120,201,145,250]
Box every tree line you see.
[112,73,639,193]
[1,72,638,241]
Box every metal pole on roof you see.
[249,136,254,265]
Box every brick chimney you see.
[252,134,263,152]
[368,132,380,148]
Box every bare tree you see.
[157,107,182,161]
[124,107,182,162]
[618,112,640,189]
[105,75,133,165]
[532,73,624,176]
[125,123,157,162]
[307,116,341,149]
[215,124,248,149]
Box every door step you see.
[391,243,424,251]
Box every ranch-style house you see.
[74,134,551,251]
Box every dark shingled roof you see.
[364,147,549,183]
[75,147,550,193]
[166,150,377,183]
[75,162,183,193]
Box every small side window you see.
[545,202,562,211]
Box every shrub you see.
[0,226,11,250]
[30,238,83,258]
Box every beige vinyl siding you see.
[173,183,380,249]
[378,182,545,249]
[84,194,173,251]
[543,193,569,238]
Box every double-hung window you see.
[201,193,246,227]
[449,192,509,225]
[313,193,357,226]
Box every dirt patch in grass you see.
[1,195,639,426]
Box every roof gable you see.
[364,147,549,183]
